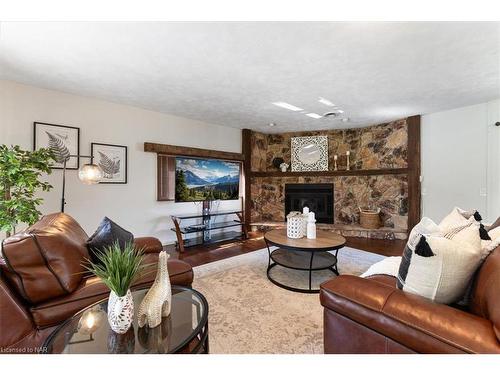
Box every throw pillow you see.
[86,217,134,264]
[438,207,472,231]
[439,207,490,240]
[397,217,483,304]
[360,256,402,279]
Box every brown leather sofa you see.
[0,213,193,353]
[320,245,500,354]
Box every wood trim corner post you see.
[407,115,421,233]
[242,129,252,233]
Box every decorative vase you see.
[306,212,317,239]
[107,289,134,334]
[137,251,172,328]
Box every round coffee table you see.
[264,229,346,293]
[44,286,209,354]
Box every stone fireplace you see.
[285,183,334,224]
[247,117,416,240]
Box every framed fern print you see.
[33,122,80,170]
[91,143,128,184]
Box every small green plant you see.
[0,145,55,237]
[84,241,145,297]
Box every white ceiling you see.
[1,22,499,133]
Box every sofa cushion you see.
[133,237,163,253]
[0,213,89,305]
[86,217,134,264]
[30,255,194,328]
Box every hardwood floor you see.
[164,231,405,267]
[345,236,405,257]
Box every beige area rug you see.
[192,247,384,354]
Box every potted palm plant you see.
[85,241,145,334]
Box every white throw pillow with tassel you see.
[396,217,483,304]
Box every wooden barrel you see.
[359,208,381,229]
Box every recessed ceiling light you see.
[323,109,345,117]
[323,112,339,118]
[269,122,276,127]
[272,102,304,111]
[306,113,323,119]
[318,97,335,107]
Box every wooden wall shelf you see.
[249,168,409,178]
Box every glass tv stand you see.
[171,210,247,252]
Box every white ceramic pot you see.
[107,289,134,334]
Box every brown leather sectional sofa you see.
[320,245,500,354]
[0,213,193,353]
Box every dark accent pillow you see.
[86,217,134,264]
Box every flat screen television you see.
[175,157,240,202]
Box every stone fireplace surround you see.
[247,118,415,240]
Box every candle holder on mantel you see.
[346,151,350,171]
[333,155,338,171]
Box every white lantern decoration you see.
[287,211,306,239]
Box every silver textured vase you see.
[107,289,134,334]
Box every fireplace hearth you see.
[284,183,334,224]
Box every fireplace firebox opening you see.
[284,183,334,224]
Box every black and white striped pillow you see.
[397,217,483,304]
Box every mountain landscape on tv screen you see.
[175,157,240,201]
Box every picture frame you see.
[91,143,128,184]
[291,135,329,172]
[33,122,80,170]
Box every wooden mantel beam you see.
[144,142,244,161]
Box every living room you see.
[1,1,499,373]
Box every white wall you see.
[0,80,242,244]
[421,99,500,223]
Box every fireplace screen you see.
[284,183,334,224]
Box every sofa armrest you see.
[133,237,163,254]
[320,275,500,353]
